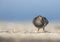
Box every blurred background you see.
[0,1,60,42]
[0,0,60,22]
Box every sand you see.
[0,22,60,42]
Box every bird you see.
[33,15,49,32]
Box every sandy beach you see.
[0,22,60,42]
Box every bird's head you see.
[37,15,43,21]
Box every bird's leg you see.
[38,28,40,31]
[43,27,45,32]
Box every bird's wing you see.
[43,17,49,26]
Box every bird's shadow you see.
[43,31,51,33]
[24,30,51,33]
[36,31,51,33]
